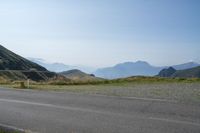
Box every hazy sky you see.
[0,0,200,67]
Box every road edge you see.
[0,123,26,133]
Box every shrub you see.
[19,82,26,88]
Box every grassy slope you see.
[0,131,20,133]
[0,71,58,82]
[59,69,103,82]
[0,45,60,81]
[172,66,200,78]
[0,45,46,71]
[0,129,21,133]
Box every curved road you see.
[0,87,200,133]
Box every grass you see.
[1,77,200,104]
[1,76,200,86]
[47,76,200,85]
[2,81,200,104]
[0,130,21,133]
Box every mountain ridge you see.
[158,66,200,78]
[0,45,59,81]
[28,57,96,73]
[0,45,47,71]
[29,57,200,79]
[59,69,103,82]
[94,61,200,79]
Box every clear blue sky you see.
[0,0,199,67]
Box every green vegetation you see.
[173,66,200,78]
[0,70,58,82]
[0,45,59,81]
[1,76,200,88]
[0,129,21,133]
[1,77,200,104]
[158,67,176,77]
[59,69,103,82]
[23,82,200,103]
[158,66,200,78]
[0,45,46,71]
[41,76,200,86]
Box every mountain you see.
[94,61,164,79]
[59,69,103,82]
[0,45,46,71]
[173,62,200,70]
[0,70,59,81]
[94,61,200,79]
[157,67,177,77]
[28,58,96,73]
[0,45,58,81]
[29,57,200,79]
[158,66,200,78]
[28,58,72,72]
[172,66,200,78]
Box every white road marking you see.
[0,98,199,127]
[0,123,25,132]
[89,94,176,102]
[0,98,116,115]
[149,117,200,126]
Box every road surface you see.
[0,87,200,133]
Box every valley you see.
[0,45,200,133]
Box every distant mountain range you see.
[28,58,96,73]
[94,61,200,79]
[29,58,200,79]
[0,44,199,81]
[172,62,200,70]
[158,66,200,78]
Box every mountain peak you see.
[95,61,161,79]
[60,69,102,81]
[136,60,147,63]
[64,69,83,74]
[158,67,176,77]
[116,61,150,67]
[135,60,150,65]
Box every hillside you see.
[158,66,200,78]
[157,67,176,77]
[60,69,103,82]
[0,45,58,81]
[0,45,46,71]
[0,70,59,81]
[172,66,200,78]
[173,62,200,70]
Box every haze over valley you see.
[29,57,200,79]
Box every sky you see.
[0,0,200,68]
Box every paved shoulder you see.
[0,88,200,133]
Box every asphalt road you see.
[0,87,200,133]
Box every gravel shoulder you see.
[2,82,200,104]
